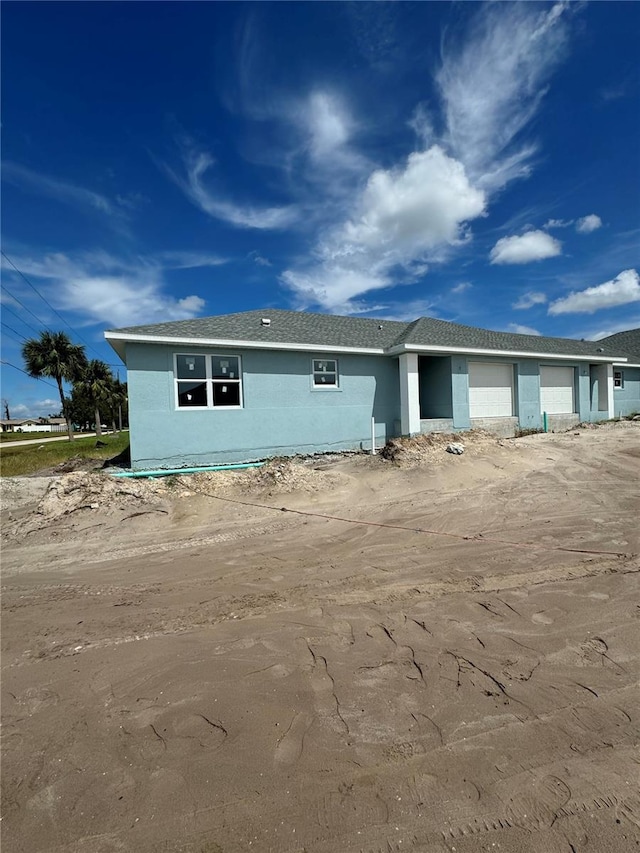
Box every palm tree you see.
[22,331,87,441]
[81,359,115,438]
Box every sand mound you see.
[4,471,167,539]
[175,457,346,498]
[380,429,498,467]
[0,476,55,511]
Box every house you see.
[0,417,68,434]
[1,418,44,433]
[105,310,635,471]
[598,328,640,418]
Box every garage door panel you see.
[469,362,514,418]
[540,366,574,414]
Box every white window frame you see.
[614,370,624,389]
[174,353,243,410]
[312,357,339,389]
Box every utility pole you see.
[2,399,10,420]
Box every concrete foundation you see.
[470,417,519,438]
[546,413,580,432]
[420,418,455,433]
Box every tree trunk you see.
[118,403,123,434]
[94,405,103,437]
[58,377,74,441]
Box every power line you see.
[1,251,103,359]
[0,360,58,390]
[0,282,50,330]
[0,301,42,335]
[1,321,28,342]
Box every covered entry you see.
[468,362,514,418]
[540,365,575,414]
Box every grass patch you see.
[0,431,69,443]
[0,432,130,478]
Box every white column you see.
[399,352,421,436]
[606,363,615,418]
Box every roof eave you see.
[104,331,386,359]
[387,342,628,363]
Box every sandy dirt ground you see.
[2,422,639,853]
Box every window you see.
[175,354,242,409]
[614,370,624,389]
[312,358,338,388]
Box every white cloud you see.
[305,92,351,161]
[282,145,486,310]
[590,315,640,340]
[165,145,298,230]
[508,323,542,336]
[5,252,208,327]
[8,400,61,419]
[437,2,571,191]
[544,218,573,229]
[156,251,227,269]
[549,269,640,315]
[512,290,548,309]
[1,162,129,233]
[451,281,472,294]
[490,230,562,265]
[249,251,272,267]
[576,214,602,234]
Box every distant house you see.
[105,310,635,471]
[0,417,67,433]
[598,329,640,417]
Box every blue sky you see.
[1,1,639,417]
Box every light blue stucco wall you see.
[614,366,640,417]
[419,356,453,418]
[126,343,400,469]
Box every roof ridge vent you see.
[261,317,271,327]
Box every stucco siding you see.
[126,343,400,468]
[613,366,640,417]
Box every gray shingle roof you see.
[108,309,407,349]
[106,309,630,360]
[395,316,619,357]
[598,329,640,362]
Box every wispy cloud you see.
[590,315,640,341]
[1,162,130,233]
[437,2,572,191]
[9,400,61,419]
[512,290,548,310]
[156,251,227,269]
[451,281,472,294]
[544,218,573,230]
[508,323,542,336]
[248,250,272,267]
[549,269,640,315]
[4,251,210,327]
[163,141,298,230]
[490,230,562,265]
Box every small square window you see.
[212,382,241,407]
[176,354,206,380]
[614,370,623,389]
[177,380,208,407]
[313,358,338,387]
[211,356,239,379]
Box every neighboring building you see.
[598,329,640,418]
[105,310,635,471]
[0,417,67,433]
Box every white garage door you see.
[540,366,574,414]
[469,362,514,418]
